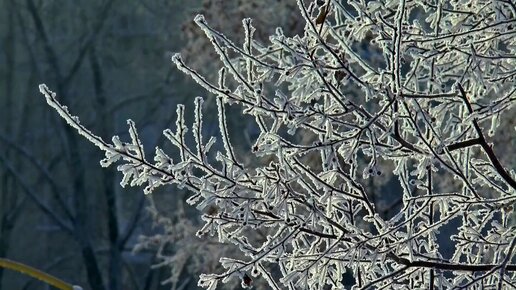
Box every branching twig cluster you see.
[41,0,516,289]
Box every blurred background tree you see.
[0,1,307,289]
[0,0,201,289]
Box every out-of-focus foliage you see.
[0,1,203,289]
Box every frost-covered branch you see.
[41,0,516,289]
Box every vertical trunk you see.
[0,1,16,288]
[24,1,111,288]
[89,47,121,290]
[68,124,107,290]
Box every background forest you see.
[1,0,515,290]
[0,1,304,289]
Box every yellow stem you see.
[0,258,74,290]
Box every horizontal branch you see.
[397,256,516,272]
[447,138,480,151]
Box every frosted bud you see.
[194,14,206,25]
[171,53,182,65]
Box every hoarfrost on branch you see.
[40,0,516,289]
